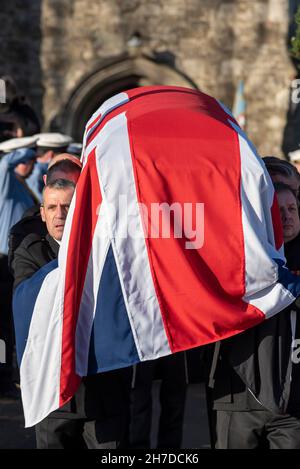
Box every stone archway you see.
[60,54,198,141]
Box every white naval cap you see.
[36,132,73,149]
[0,135,38,153]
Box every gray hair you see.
[42,178,75,197]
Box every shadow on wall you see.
[0,0,44,127]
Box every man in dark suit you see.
[12,179,131,449]
[208,183,300,449]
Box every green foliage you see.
[291,7,300,59]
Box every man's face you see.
[277,190,300,243]
[15,159,35,178]
[40,187,74,241]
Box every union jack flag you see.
[13,86,300,427]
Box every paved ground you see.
[0,382,210,449]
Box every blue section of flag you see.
[88,246,139,374]
[13,259,58,366]
[274,258,300,298]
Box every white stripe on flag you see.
[58,187,77,270]
[93,112,171,360]
[235,124,296,316]
[86,92,129,139]
[82,92,129,166]
[21,191,78,427]
[75,203,111,376]
[20,267,62,427]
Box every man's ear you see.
[40,205,46,222]
[43,174,47,185]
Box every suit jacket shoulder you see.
[13,233,58,290]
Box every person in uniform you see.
[26,133,73,201]
[0,135,38,398]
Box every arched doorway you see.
[59,54,198,142]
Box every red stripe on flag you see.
[85,87,229,152]
[271,193,284,251]
[87,113,102,133]
[86,106,125,149]
[59,149,102,407]
[127,90,264,351]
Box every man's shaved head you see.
[45,153,82,185]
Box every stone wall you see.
[0,0,43,117]
[0,0,295,156]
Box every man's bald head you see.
[45,153,82,185]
